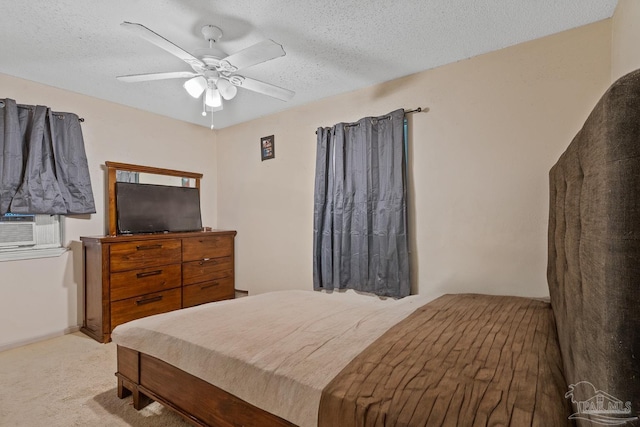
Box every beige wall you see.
[612,0,640,82]
[217,21,611,298]
[0,74,216,350]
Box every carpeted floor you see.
[0,332,190,426]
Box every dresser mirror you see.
[105,161,202,236]
[115,170,197,188]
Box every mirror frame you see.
[105,161,203,236]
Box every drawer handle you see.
[136,244,162,251]
[136,270,162,278]
[199,258,218,266]
[201,281,219,290]
[136,295,163,305]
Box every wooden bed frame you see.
[116,346,294,427]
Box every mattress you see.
[111,289,440,427]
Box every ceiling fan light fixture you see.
[184,76,207,98]
[217,79,238,100]
[205,87,222,108]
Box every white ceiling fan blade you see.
[219,40,286,72]
[230,76,294,101]
[117,71,200,83]
[121,22,204,68]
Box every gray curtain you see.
[0,98,95,215]
[313,108,410,298]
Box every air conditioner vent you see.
[0,222,36,247]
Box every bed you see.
[112,68,640,426]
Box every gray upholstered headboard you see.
[548,69,640,424]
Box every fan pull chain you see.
[201,95,214,130]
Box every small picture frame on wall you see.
[261,135,275,161]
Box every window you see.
[0,214,66,261]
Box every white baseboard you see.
[0,325,81,353]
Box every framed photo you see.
[261,135,275,161]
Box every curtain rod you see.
[0,101,85,122]
[315,107,425,134]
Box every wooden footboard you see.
[116,346,295,427]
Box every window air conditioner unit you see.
[0,215,37,247]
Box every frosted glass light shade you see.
[217,78,238,100]
[205,87,222,107]
[183,76,207,98]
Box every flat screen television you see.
[115,182,202,234]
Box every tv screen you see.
[116,182,202,234]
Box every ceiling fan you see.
[117,22,294,124]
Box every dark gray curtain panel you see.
[0,98,95,215]
[313,108,410,298]
[49,109,96,214]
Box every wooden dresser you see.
[81,230,236,343]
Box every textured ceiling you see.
[0,0,618,129]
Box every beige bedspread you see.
[111,289,440,427]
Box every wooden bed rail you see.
[116,346,295,427]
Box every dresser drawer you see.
[111,288,181,329]
[182,235,232,262]
[183,256,232,285]
[110,264,181,302]
[183,277,234,308]
[110,239,181,272]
